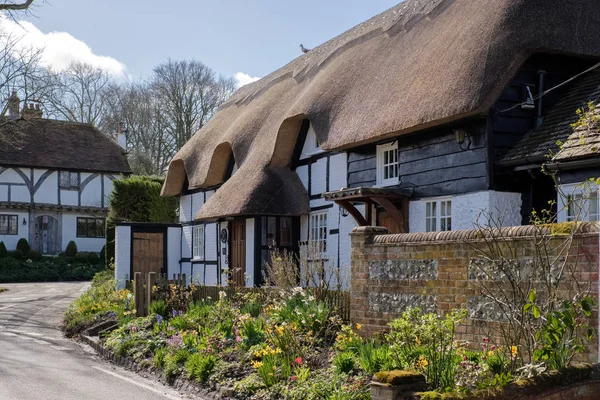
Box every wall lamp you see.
[22,218,27,225]
[454,129,472,151]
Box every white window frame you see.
[309,211,328,256]
[376,142,399,186]
[192,225,205,260]
[425,198,452,232]
[566,192,599,222]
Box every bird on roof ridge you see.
[300,44,311,54]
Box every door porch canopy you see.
[322,187,412,231]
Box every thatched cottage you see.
[114,0,600,288]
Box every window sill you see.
[374,181,398,188]
[191,257,205,262]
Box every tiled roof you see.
[0,117,131,173]
[499,70,600,166]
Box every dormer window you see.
[59,171,79,190]
[376,142,399,186]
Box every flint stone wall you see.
[349,224,600,362]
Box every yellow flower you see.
[488,351,494,357]
[355,324,362,331]
[415,337,422,346]
[511,346,518,357]
[251,361,263,369]
[416,355,428,369]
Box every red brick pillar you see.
[350,226,388,337]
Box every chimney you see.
[117,122,127,150]
[7,91,20,120]
[34,103,43,118]
[22,103,42,119]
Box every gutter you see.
[545,157,600,172]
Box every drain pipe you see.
[536,70,546,128]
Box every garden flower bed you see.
[65,272,598,400]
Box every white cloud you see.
[0,14,126,77]
[234,72,260,88]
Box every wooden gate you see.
[230,220,246,286]
[34,215,58,254]
[132,230,166,277]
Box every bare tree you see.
[44,61,113,125]
[0,0,34,11]
[102,82,173,175]
[151,59,236,149]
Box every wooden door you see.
[378,211,403,234]
[132,231,165,277]
[34,215,58,254]
[230,220,246,287]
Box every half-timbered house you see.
[0,92,130,255]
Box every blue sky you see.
[15,0,400,84]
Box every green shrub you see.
[0,242,7,258]
[8,249,24,260]
[333,351,355,374]
[149,299,168,318]
[16,238,31,253]
[86,252,100,265]
[25,250,42,261]
[185,353,217,383]
[65,241,78,257]
[374,370,426,386]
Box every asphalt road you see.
[0,282,191,400]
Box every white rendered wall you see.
[0,209,29,250]
[115,225,131,289]
[61,213,106,252]
[80,174,102,207]
[409,191,522,233]
[310,159,327,195]
[33,169,58,204]
[180,194,192,223]
[219,221,228,286]
[205,223,218,261]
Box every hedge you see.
[105,176,178,266]
[0,257,104,283]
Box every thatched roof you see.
[163,0,600,221]
[0,117,131,174]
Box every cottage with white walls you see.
[114,0,600,289]
[0,92,131,255]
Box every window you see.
[76,217,105,238]
[309,211,328,254]
[376,142,399,186]
[566,193,599,222]
[192,225,204,260]
[60,171,79,190]
[0,215,18,235]
[425,200,452,232]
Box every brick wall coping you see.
[350,222,600,245]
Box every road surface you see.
[0,282,192,400]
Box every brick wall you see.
[350,224,600,362]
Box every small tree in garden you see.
[65,241,78,257]
[16,238,30,253]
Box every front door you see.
[132,231,165,278]
[230,219,246,287]
[378,211,402,234]
[34,215,58,254]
